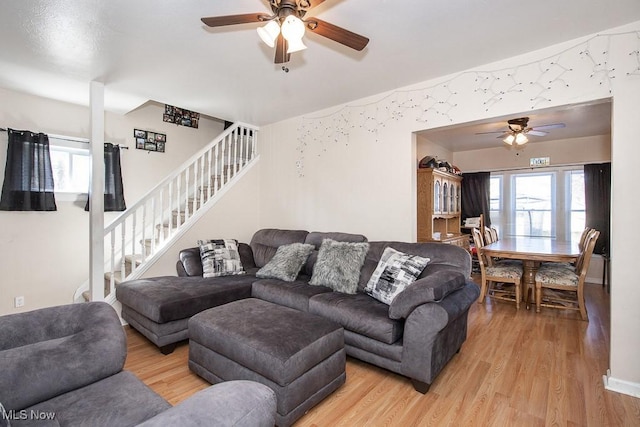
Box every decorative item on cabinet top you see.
[418,155,462,175]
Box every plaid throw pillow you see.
[198,239,245,278]
[364,247,430,305]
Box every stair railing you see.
[82,122,259,302]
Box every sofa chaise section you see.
[117,228,310,354]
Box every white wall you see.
[0,88,225,315]
[258,23,640,392]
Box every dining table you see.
[481,237,580,308]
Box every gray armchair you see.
[0,302,276,427]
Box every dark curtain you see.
[0,128,57,211]
[584,162,610,255]
[85,143,126,212]
[461,172,491,226]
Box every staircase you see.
[74,122,259,304]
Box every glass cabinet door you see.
[450,184,455,212]
[434,180,441,213]
[442,182,449,213]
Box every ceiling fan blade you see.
[201,13,265,27]
[475,130,508,135]
[531,123,566,131]
[274,33,290,64]
[527,130,548,137]
[306,18,369,51]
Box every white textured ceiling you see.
[1,1,640,126]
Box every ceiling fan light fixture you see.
[515,132,529,145]
[286,37,307,53]
[503,134,516,145]
[257,20,280,48]
[281,15,305,42]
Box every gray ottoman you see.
[188,298,346,427]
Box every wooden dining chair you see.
[534,229,600,320]
[483,226,494,244]
[489,226,499,243]
[472,228,523,310]
[541,226,593,270]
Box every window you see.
[568,170,586,242]
[490,167,585,241]
[49,137,90,199]
[489,175,502,235]
[513,173,553,237]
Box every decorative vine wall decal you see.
[295,30,640,177]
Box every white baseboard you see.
[603,369,640,398]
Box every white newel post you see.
[89,81,105,301]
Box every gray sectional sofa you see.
[117,228,480,393]
[0,301,276,427]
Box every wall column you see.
[89,81,105,301]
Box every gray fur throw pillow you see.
[256,243,315,282]
[309,239,370,294]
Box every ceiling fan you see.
[476,117,566,146]
[201,0,369,64]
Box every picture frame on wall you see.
[134,129,167,153]
[163,104,200,129]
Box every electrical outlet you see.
[14,296,24,308]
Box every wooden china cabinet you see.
[416,168,468,248]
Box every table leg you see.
[522,260,539,310]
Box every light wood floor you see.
[124,280,640,426]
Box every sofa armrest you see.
[400,282,480,385]
[137,381,276,427]
[177,247,203,277]
[177,243,256,277]
[388,270,467,319]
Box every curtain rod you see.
[0,127,128,149]
[462,161,595,174]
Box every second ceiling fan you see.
[477,117,566,146]
[201,0,369,64]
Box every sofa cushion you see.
[309,292,403,344]
[388,270,467,319]
[364,247,430,305]
[250,229,309,268]
[198,239,246,278]
[309,239,369,294]
[251,278,332,312]
[256,243,314,282]
[116,276,254,323]
[19,371,170,426]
